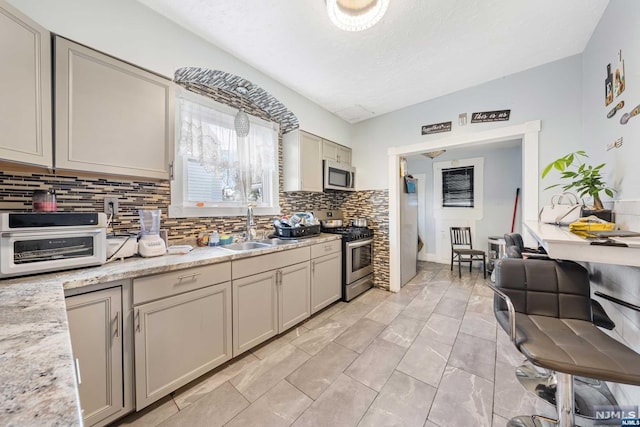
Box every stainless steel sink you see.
[257,238,299,246]
[219,241,271,252]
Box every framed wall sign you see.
[421,121,452,135]
[471,110,511,123]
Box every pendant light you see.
[234,86,250,137]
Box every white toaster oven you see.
[0,212,107,279]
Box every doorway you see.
[388,120,541,292]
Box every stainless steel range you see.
[317,210,374,301]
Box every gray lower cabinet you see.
[134,281,232,409]
[66,286,124,426]
[311,241,343,314]
[0,1,52,167]
[231,247,311,357]
[279,262,311,331]
[232,270,278,357]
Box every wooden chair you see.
[450,227,486,278]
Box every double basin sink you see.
[218,238,299,252]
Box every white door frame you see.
[388,120,541,292]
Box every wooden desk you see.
[524,221,640,267]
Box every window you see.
[442,166,474,207]
[169,90,280,218]
[433,157,484,220]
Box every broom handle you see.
[511,188,520,233]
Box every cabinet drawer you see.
[311,240,342,258]
[133,262,231,304]
[232,247,310,279]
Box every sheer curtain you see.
[177,94,277,206]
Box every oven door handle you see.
[1,229,103,238]
[346,238,373,249]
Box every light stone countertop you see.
[0,234,341,426]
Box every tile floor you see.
[114,261,557,427]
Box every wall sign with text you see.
[471,110,511,123]
[421,121,452,135]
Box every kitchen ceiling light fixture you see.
[326,0,389,32]
[234,85,250,137]
[423,150,446,159]
[234,108,250,137]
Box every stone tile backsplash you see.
[0,171,390,289]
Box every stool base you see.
[515,362,617,417]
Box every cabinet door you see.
[134,282,232,409]
[278,262,311,332]
[300,132,323,191]
[311,252,342,314]
[54,37,174,179]
[66,286,123,426]
[337,145,352,165]
[0,2,52,167]
[233,271,278,356]
[322,140,338,162]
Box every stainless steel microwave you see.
[323,160,356,191]
[0,212,107,278]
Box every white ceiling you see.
[136,0,609,123]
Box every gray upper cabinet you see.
[0,1,52,167]
[322,139,351,165]
[54,36,174,179]
[283,129,323,192]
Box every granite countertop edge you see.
[0,234,341,425]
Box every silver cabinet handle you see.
[169,161,175,180]
[177,272,200,281]
[276,270,282,286]
[75,358,82,385]
[114,311,120,338]
[135,309,140,333]
[311,261,315,274]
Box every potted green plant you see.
[541,150,615,214]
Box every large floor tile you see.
[466,294,495,316]
[114,395,178,426]
[172,352,259,410]
[401,296,440,321]
[428,366,494,427]
[330,301,375,326]
[230,344,310,402]
[459,310,497,342]
[303,301,348,330]
[365,300,405,325]
[396,334,452,388]
[345,338,407,391]
[334,317,386,353]
[357,371,436,427]
[419,312,462,346]
[291,374,377,427]
[385,285,421,306]
[355,287,391,307]
[251,325,309,360]
[289,318,348,355]
[286,342,358,400]
[447,332,496,381]
[158,382,248,427]
[378,314,425,348]
[225,380,312,427]
[433,296,467,319]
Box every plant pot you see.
[580,208,614,223]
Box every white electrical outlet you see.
[104,197,119,215]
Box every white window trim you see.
[433,157,484,220]
[169,89,281,218]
